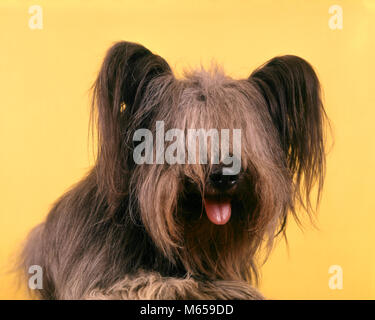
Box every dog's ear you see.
[249,55,327,213]
[92,41,171,204]
[94,41,171,116]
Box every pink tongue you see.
[204,199,231,225]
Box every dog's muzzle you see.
[204,165,240,226]
[209,168,239,192]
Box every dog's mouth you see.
[180,170,257,228]
[203,198,231,225]
[181,174,247,226]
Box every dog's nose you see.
[209,168,239,191]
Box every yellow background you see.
[1,0,374,299]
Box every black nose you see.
[209,168,239,191]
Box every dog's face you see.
[92,42,327,282]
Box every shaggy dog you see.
[20,41,327,299]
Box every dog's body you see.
[20,42,327,300]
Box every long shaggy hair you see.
[19,41,327,299]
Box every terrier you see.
[20,41,327,299]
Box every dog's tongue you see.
[204,199,231,225]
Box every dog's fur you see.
[19,41,327,300]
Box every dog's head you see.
[92,41,327,282]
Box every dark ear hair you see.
[249,55,327,214]
[91,41,171,204]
